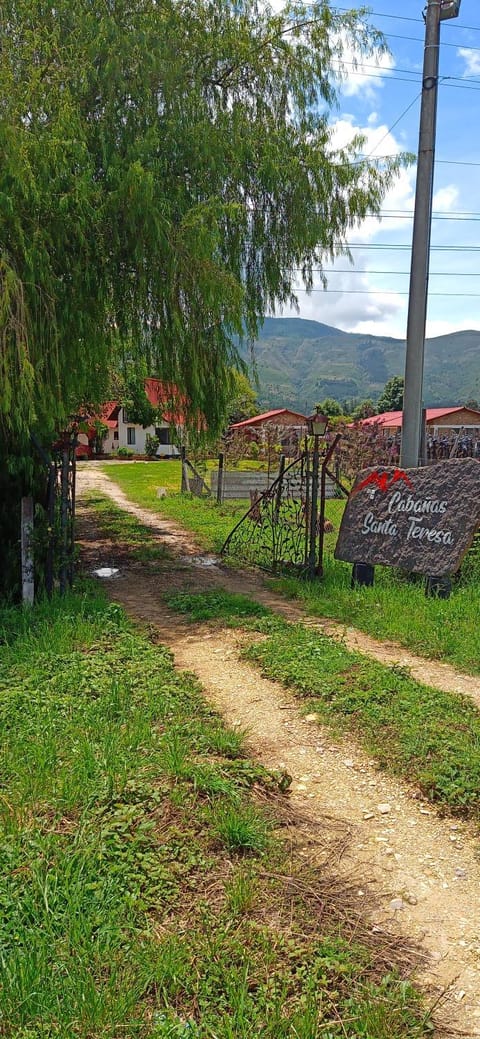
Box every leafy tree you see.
[377,376,404,413]
[121,371,158,429]
[1,0,404,447]
[316,397,343,418]
[351,399,376,421]
[465,399,479,410]
[227,371,258,425]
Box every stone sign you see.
[334,458,480,577]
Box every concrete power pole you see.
[400,0,462,469]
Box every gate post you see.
[308,437,320,578]
[217,452,225,504]
[21,496,35,605]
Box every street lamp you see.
[307,409,329,576]
[308,408,329,439]
[439,1,461,20]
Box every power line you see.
[336,244,480,251]
[293,288,480,297]
[381,31,480,55]
[437,158,480,167]
[289,269,480,277]
[366,91,421,158]
[334,7,480,35]
[330,60,480,92]
[367,214,480,221]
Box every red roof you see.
[359,406,480,429]
[230,408,308,430]
[99,401,120,422]
[144,378,186,425]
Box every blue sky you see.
[271,1,480,339]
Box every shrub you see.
[145,434,160,457]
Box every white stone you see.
[377,803,391,815]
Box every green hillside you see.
[242,317,480,411]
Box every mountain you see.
[241,317,480,412]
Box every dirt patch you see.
[76,467,480,1036]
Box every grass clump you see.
[210,802,272,854]
[167,589,271,623]
[0,585,433,1038]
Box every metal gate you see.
[221,436,348,576]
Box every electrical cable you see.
[292,288,480,297]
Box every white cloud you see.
[339,47,395,100]
[432,185,459,211]
[425,318,480,338]
[457,48,480,77]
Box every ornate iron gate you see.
[221,438,348,576]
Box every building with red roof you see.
[82,380,186,457]
[357,406,480,435]
[230,408,308,433]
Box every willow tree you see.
[1,0,403,446]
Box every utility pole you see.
[401,0,462,469]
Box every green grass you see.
[102,461,249,553]
[82,489,171,562]
[168,589,271,623]
[0,586,432,1038]
[99,463,480,673]
[272,551,480,675]
[166,589,480,818]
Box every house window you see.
[123,408,131,423]
[113,431,119,441]
[127,427,136,446]
[155,427,171,445]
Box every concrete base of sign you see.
[351,562,375,588]
[425,574,452,599]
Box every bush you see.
[145,434,160,457]
[117,446,134,458]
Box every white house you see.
[97,380,183,457]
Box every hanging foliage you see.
[0,0,406,444]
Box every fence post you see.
[21,496,35,605]
[317,433,342,578]
[308,437,320,578]
[274,454,286,521]
[317,461,327,578]
[68,448,76,588]
[59,441,69,595]
[46,464,56,597]
[217,452,225,503]
[181,446,190,493]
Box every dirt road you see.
[77,466,480,1036]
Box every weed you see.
[200,723,248,759]
[211,802,271,854]
[225,867,258,916]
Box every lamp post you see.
[307,408,328,578]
